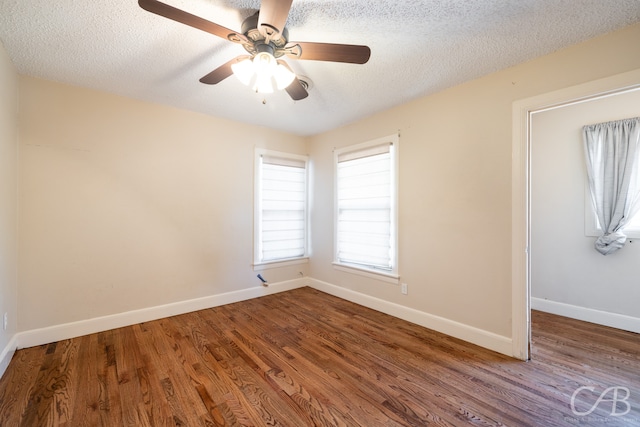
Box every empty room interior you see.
[1,1,640,425]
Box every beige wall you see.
[0,41,18,355]
[18,77,307,331]
[308,23,640,338]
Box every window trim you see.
[333,134,399,281]
[254,148,310,267]
[254,257,309,271]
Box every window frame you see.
[333,134,399,283]
[254,148,310,269]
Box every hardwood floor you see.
[1,287,639,426]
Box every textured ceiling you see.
[1,0,639,136]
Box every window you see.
[254,149,309,266]
[583,116,640,249]
[585,118,640,238]
[334,134,399,280]
[585,187,640,238]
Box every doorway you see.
[511,69,640,360]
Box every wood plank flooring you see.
[1,287,639,426]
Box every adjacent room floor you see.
[0,287,638,426]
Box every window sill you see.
[585,229,640,239]
[253,257,309,271]
[332,262,400,285]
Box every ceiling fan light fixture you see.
[274,61,296,90]
[254,71,275,94]
[250,52,276,93]
[231,51,296,94]
[253,51,276,74]
[231,57,255,86]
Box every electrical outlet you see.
[3,312,7,330]
[401,283,408,295]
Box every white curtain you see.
[583,117,640,255]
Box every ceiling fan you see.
[138,0,371,100]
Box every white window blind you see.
[258,153,307,262]
[336,142,394,271]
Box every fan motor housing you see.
[241,11,289,47]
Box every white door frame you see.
[511,68,640,360]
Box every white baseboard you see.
[8,276,517,370]
[15,278,307,350]
[308,278,513,357]
[531,297,640,334]
[0,334,17,379]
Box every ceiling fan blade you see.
[258,0,293,37]
[200,56,249,85]
[285,42,371,64]
[285,77,309,101]
[139,0,238,41]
